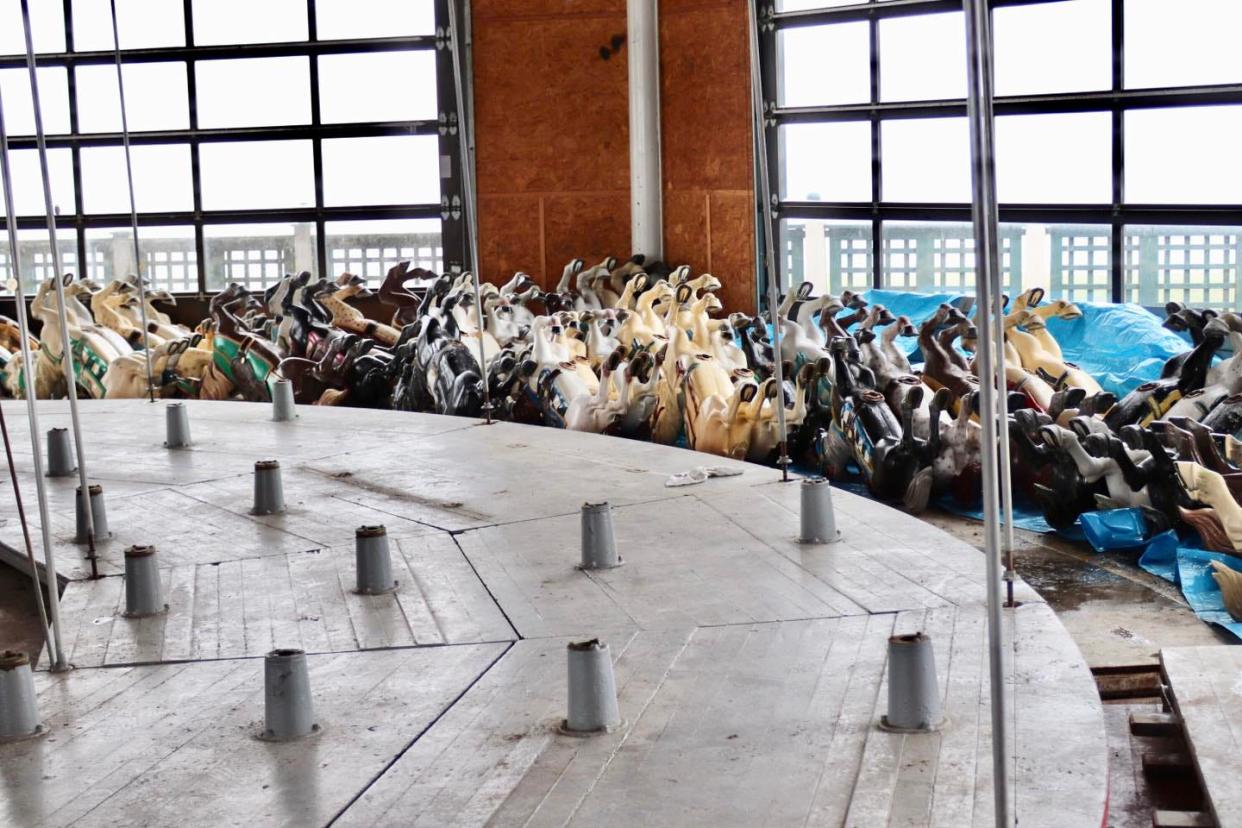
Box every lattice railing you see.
[1124,226,1240,309]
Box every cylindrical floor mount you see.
[252,460,285,515]
[799,477,841,544]
[164,403,191,448]
[0,651,45,742]
[272,380,297,422]
[579,502,622,570]
[123,545,166,617]
[881,633,945,733]
[561,639,623,736]
[46,427,75,477]
[260,648,319,741]
[74,484,109,544]
[354,525,397,595]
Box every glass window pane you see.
[71,0,185,50]
[1126,106,1242,204]
[0,1,65,54]
[81,145,194,214]
[996,113,1111,204]
[1126,0,1242,88]
[192,0,307,45]
[0,148,75,217]
[779,122,871,202]
[200,141,315,210]
[75,63,189,132]
[318,51,436,123]
[1126,225,1242,310]
[780,219,872,295]
[881,222,1107,299]
[84,226,198,291]
[0,67,69,135]
[777,23,870,108]
[776,0,859,10]
[315,0,434,39]
[881,13,965,102]
[994,0,1110,96]
[882,118,970,202]
[325,219,442,284]
[196,57,310,128]
[322,136,440,206]
[205,223,317,291]
[0,229,76,293]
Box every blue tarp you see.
[1138,536,1242,640]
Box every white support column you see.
[628,0,663,259]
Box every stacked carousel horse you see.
[15,257,1242,569]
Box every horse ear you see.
[677,284,692,304]
[798,281,813,299]
[1029,287,1045,307]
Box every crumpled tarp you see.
[1044,301,1188,397]
[1137,535,1242,640]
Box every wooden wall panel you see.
[472,0,630,287]
[659,0,756,313]
[471,0,756,311]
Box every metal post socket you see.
[252,460,285,515]
[799,477,841,544]
[164,403,192,448]
[272,380,297,422]
[561,639,623,735]
[74,484,109,544]
[0,651,45,742]
[579,502,622,570]
[46,427,75,477]
[354,525,397,595]
[881,633,945,733]
[259,648,320,741]
[123,545,167,617]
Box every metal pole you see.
[994,294,1016,606]
[962,1,1011,825]
[627,0,663,258]
[20,0,100,580]
[108,0,156,403]
[445,0,492,423]
[747,0,791,481]
[0,82,67,670]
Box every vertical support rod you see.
[962,1,1011,825]
[0,83,67,670]
[627,0,663,259]
[445,0,493,423]
[20,0,99,582]
[107,0,156,403]
[747,0,790,481]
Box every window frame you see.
[758,0,1242,304]
[0,0,465,295]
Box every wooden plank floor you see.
[1162,646,1242,827]
[0,400,1111,827]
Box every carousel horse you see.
[31,275,132,399]
[918,305,979,408]
[1178,461,1242,554]
[1203,393,1242,437]
[1162,303,1218,380]
[1104,318,1228,429]
[0,316,37,396]
[103,335,212,399]
[377,261,432,329]
[1211,561,1242,620]
[200,283,282,402]
[129,276,192,342]
[318,273,402,347]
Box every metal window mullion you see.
[183,0,205,295]
[869,4,881,290]
[1110,0,1124,303]
[434,0,465,274]
[757,1,780,306]
[64,0,87,278]
[308,0,327,279]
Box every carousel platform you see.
[0,400,1109,827]
[1161,646,1242,827]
